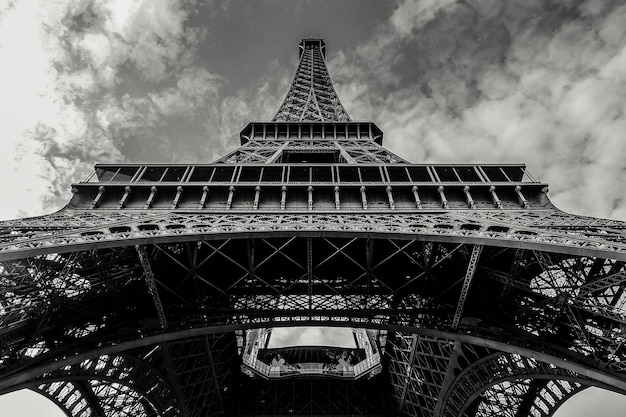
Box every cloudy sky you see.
[1,0,626,415]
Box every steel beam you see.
[452,245,483,328]
[136,245,168,329]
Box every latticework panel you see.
[34,353,179,417]
[1,211,626,264]
[2,238,626,415]
[213,139,406,165]
[440,353,602,417]
[272,40,351,122]
[162,333,237,416]
[37,381,96,417]
[3,238,626,373]
[386,333,456,416]
[474,379,583,417]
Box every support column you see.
[136,245,168,329]
[452,245,483,328]
[307,237,313,318]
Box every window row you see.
[241,122,383,142]
[90,165,536,185]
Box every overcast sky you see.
[1,0,626,415]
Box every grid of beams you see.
[2,238,626,417]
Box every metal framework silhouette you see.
[1,38,626,417]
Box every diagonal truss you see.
[2,227,626,416]
[272,39,351,122]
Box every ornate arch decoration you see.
[24,353,180,417]
[473,379,586,417]
[440,352,624,417]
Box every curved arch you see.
[1,211,625,262]
[3,238,626,388]
[2,231,626,414]
[36,379,156,417]
[440,352,625,417]
[24,353,179,417]
[3,322,626,394]
[475,379,586,417]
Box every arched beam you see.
[2,322,626,394]
[36,380,107,417]
[440,352,625,417]
[1,211,625,262]
[8,353,179,417]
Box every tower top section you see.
[299,38,326,59]
[272,38,351,122]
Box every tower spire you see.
[272,38,351,122]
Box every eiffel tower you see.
[1,37,626,417]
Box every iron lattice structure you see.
[1,38,626,417]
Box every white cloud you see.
[268,327,356,348]
[0,0,205,220]
[0,0,76,219]
[333,0,626,220]
[554,387,626,417]
[389,0,456,35]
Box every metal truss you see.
[159,333,237,416]
[213,139,406,164]
[474,379,584,417]
[386,333,457,416]
[438,352,610,417]
[1,210,625,263]
[32,352,180,417]
[272,39,350,122]
[380,332,598,417]
[2,236,626,415]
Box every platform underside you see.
[1,224,626,416]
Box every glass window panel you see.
[338,167,360,182]
[113,167,139,182]
[189,167,214,181]
[95,168,117,182]
[239,167,262,182]
[262,166,283,182]
[212,166,236,182]
[482,167,508,182]
[387,167,409,182]
[434,167,458,182]
[289,166,310,182]
[162,167,187,182]
[407,167,432,182]
[139,167,167,182]
[455,167,481,182]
